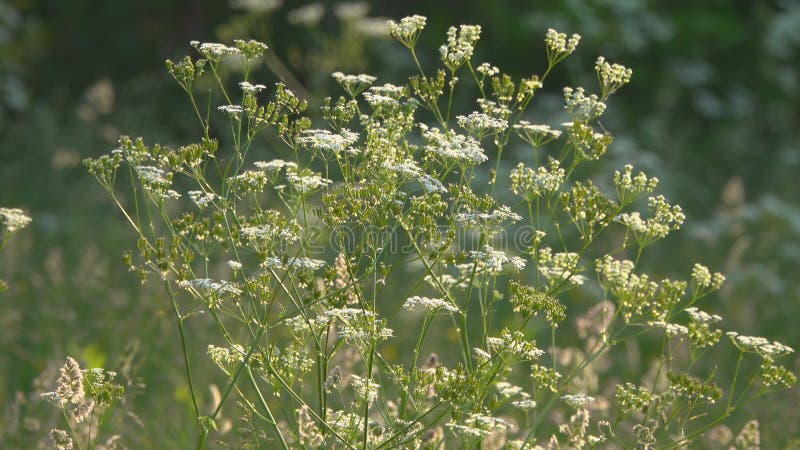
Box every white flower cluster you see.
[473,347,491,363]
[726,332,795,358]
[691,263,726,291]
[232,170,268,193]
[254,159,298,175]
[440,24,482,70]
[134,165,169,185]
[192,42,241,59]
[563,87,606,122]
[512,398,537,410]
[420,124,487,165]
[387,15,427,48]
[363,83,406,107]
[382,160,446,193]
[298,129,360,155]
[446,413,511,439]
[350,374,380,405]
[597,255,669,321]
[239,81,266,93]
[180,278,242,296]
[545,28,581,56]
[596,255,635,288]
[486,328,544,361]
[513,121,562,148]
[595,56,633,96]
[617,195,685,244]
[614,164,659,204]
[263,256,326,271]
[208,344,246,374]
[457,111,508,137]
[218,104,244,118]
[561,393,595,408]
[538,247,586,286]
[561,121,612,160]
[477,98,512,121]
[285,314,332,336]
[326,307,374,320]
[402,295,460,314]
[510,158,565,200]
[326,308,393,344]
[647,320,689,337]
[240,223,299,244]
[456,205,521,229]
[332,72,377,97]
[476,62,499,77]
[469,245,526,274]
[286,167,332,193]
[495,381,527,398]
[685,307,722,323]
[0,207,32,233]
[187,190,216,208]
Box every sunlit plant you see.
[85,16,795,448]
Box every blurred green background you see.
[1,0,799,447]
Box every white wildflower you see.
[181,278,242,296]
[0,208,32,233]
[134,165,168,185]
[726,332,795,358]
[456,205,521,227]
[685,307,722,323]
[469,245,526,274]
[350,374,380,405]
[648,320,689,337]
[387,15,427,48]
[421,124,487,165]
[561,393,595,408]
[440,25,481,70]
[457,111,508,137]
[187,190,216,208]
[563,87,606,121]
[545,28,580,57]
[195,42,241,59]
[263,257,327,271]
[218,104,244,117]
[514,121,562,147]
[486,328,544,361]
[473,348,492,363]
[402,296,460,314]
[298,129,359,155]
[510,158,565,200]
[254,159,298,174]
[286,167,332,193]
[512,399,537,410]
[538,247,586,286]
[332,72,377,97]
[595,56,632,96]
[476,62,500,77]
[239,81,267,93]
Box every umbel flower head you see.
[387,15,427,48]
[0,207,32,234]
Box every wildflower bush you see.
[83,15,795,448]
